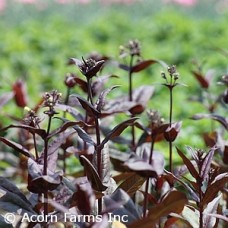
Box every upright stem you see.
[43,115,52,175]
[86,76,102,214]
[63,87,71,118]
[95,117,101,177]
[95,116,102,214]
[169,88,173,127]
[169,141,173,173]
[87,78,94,106]
[33,134,39,161]
[63,87,71,173]
[143,136,155,217]
[169,87,173,172]
[128,55,136,150]
[198,166,204,228]
[43,114,52,221]
[129,55,134,102]
[199,196,204,228]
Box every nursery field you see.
[0,0,227,150]
[0,0,227,227]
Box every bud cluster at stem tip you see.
[161,65,180,86]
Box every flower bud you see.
[164,122,182,142]
[12,79,28,108]
[64,73,77,88]
[223,89,228,104]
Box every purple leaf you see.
[110,149,130,172]
[73,125,96,146]
[12,79,28,108]
[47,120,84,139]
[95,86,119,112]
[80,155,107,191]
[56,103,84,121]
[100,117,138,149]
[103,189,141,224]
[129,191,187,227]
[132,85,155,106]
[100,144,111,187]
[104,85,154,115]
[0,176,35,214]
[164,171,200,202]
[176,147,199,180]
[124,153,158,178]
[205,213,228,223]
[140,148,165,176]
[69,58,105,78]
[200,146,217,179]
[91,74,119,96]
[0,92,14,108]
[202,172,228,206]
[223,145,228,164]
[124,161,158,178]
[1,124,46,139]
[131,59,157,73]
[27,159,62,193]
[118,63,130,72]
[191,70,209,88]
[203,194,221,227]
[191,114,228,130]
[76,95,100,117]
[39,130,75,171]
[56,117,96,146]
[71,177,95,214]
[102,100,138,115]
[101,126,131,145]
[116,173,146,197]
[164,121,182,142]
[0,136,34,158]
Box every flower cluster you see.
[43,90,61,116]
[147,109,164,130]
[161,65,180,87]
[23,108,41,128]
[119,39,141,58]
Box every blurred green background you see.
[0,0,227,156]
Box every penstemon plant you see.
[118,40,158,152]
[161,65,182,172]
[0,40,227,228]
